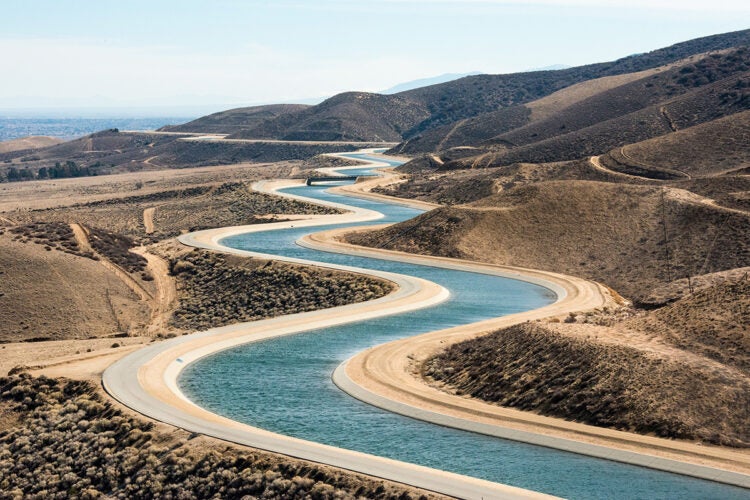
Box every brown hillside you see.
[424,319,750,446]
[0,231,149,342]
[600,109,750,178]
[230,92,430,142]
[348,181,750,302]
[626,278,750,372]
[0,129,369,180]
[433,49,750,169]
[397,61,692,154]
[485,49,750,149]
[424,275,750,446]
[160,104,309,134]
[157,29,750,148]
[0,136,63,154]
[379,157,660,205]
[395,28,750,149]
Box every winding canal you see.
[176,152,748,499]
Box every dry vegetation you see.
[0,374,440,500]
[0,161,365,348]
[600,110,750,178]
[0,136,63,154]
[7,221,91,258]
[0,128,368,180]
[424,276,750,446]
[351,180,750,304]
[10,181,338,243]
[165,249,394,331]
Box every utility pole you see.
[661,188,672,283]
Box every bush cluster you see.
[425,323,750,446]
[86,226,147,274]
[8,222,91,258]
[169,251,393,331]
[0,374,433,499]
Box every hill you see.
[380,72,482,94]
[228,92,430,142]
[599,109,750,178]
[0,129,374,181]
[159,104,309,134]
[432,47,750,168]
[347,180,750,303]
[157,29,750,145]
[424,276,750,446]
[392,28,750,145]
[0,136,63,154]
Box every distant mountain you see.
[525,64,571,72]
[164,28,750,147]
[380,72,482,94]
[419,46,750,166]
[228,92,429,142]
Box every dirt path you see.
[665,186,749,216]
[70,223,154,302]
[131,247,177,335]
[436,118,468,152]
[143,155,162,168]
[143,207,156,234]
[589,155,648,180]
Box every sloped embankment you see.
[424,279,750,447]
[348,180,750,304]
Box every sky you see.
[1,0,748,116]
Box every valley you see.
[1,26,749,499]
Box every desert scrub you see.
[0,374,438,499]
[8,222,92,258]
[150,182,342,241]
[424,323,750,447]
[86,226,148,274]
[169,251,394,331]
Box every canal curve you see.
[107,151,749,499]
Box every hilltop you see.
[0,135,62,154]
[153,28,750,146]
[159,104,309,134]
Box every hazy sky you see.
[2,0,748,114]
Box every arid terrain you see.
[0,152,415,498]
[342,35,750,455]
[2,26,749,498]
[0,374,442,499]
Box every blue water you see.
[180,154,749,499]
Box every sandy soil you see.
[0,161,292,213]
[1,336,150,377]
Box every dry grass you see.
[0,136,63,154]
[0,233,149,343]
[601,110,750,178]
[626,278,750,372]
[425,320,749,446]
[0,161,293,213]
[424,275,750,446]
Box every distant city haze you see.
[1,0,748,117]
